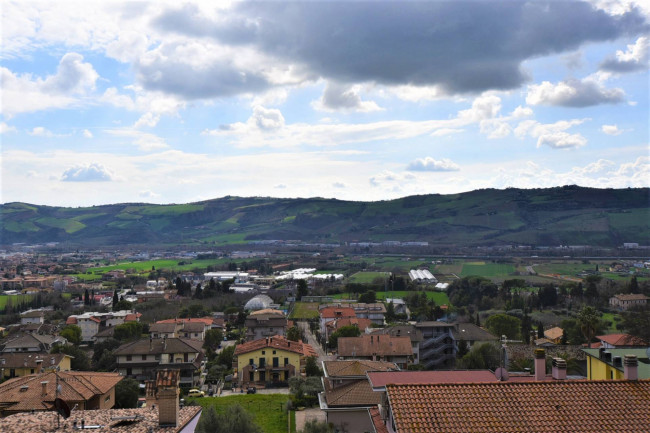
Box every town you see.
[0,244,647,432]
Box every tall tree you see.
[297,279,308,300]
[620,305,650,345]
[485,314,521,340]
[112,289,119,309]
[628,276,639,294]
[577,306,600,348]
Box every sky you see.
[1,0,649,207]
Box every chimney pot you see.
[551,358,567,380]
[624,355,638,381]
[534,348,546,381]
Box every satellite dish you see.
[54,398,71,419]
[495,368,509,382]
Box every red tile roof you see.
[387,380,650,433]
[369,406,389,433]
[324,360,399,378]
[234,335,317,357]
[326,317,373,332]
[597,333,646,347]
[0,406,201,433]
[320,307,356,319]
[156,317,215,326]
[337,335,412,357]
[368,370,498,389]
[324,378,381,407]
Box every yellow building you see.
[583,348,649,380]
[234,335,317,387]
[0,353,71,379]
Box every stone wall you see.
[506,344,586,361]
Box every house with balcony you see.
[368,325,422,365]
[319,307,356,341]
[113,338,204,387]
[244,309,288,341]
[0,333,66,354]
[0,353,71,379]
[66,310,141,343]
[414,321,456,369]
[233,335,317,388]
[353,303,386,326]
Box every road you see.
[298,321,335,364]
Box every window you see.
[273,357,279,368]
[284,357,289,366]
[249,359,254,365]
[259,358,266,368]
[262,351,265,355]
[273,350,276,355]
[126,355,132,361]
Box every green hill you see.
[1,186,648,248]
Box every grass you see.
[289,302,320,320]
[460,262,516,278]
[601,312,622,332]
[333,290,450,305]
[0,294,36,309]
[187,393,292,433]
[348,271,390,284]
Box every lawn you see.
[0,294,36,309]
[187,393,294,433]
[348,271,390,284]
[289,302,320,320]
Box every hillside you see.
[1,186,649,248]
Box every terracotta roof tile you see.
[0,406,202,433]
[320,307,356,319]
[324,379,382,407]
[234,335,317,357]
[368,370,499,389]
[597,333,645,347]
[323,360,399,378]
[387,380,650,433]
[369,406,389,433]
[337,335,412,357]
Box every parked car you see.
[137,398,147,408]
[246,387,257,394]
[188,389,205,397]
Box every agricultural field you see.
[289,302,320,320]
[460,262,517,278]
[187,393,294,433]
[333,290,450,305]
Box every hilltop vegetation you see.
[2,186,648,248]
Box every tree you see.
[204,329,224,351]
[60,325,82,346]
[216,345,235,368]
[287,326,302,342]
[485,314,521,340]
[196,404,262,433]
[84,289,90,305]
[305,356,322,377]
[112,289,119,309]
[577,306,600,348]
[113,299,133,311]
[328,325,360,350]
[113,321,143,342]
[194,282,203,299]
[297,280,308,300]
[458,342,500,370]
[300,420,334,433]
[114,378,139,408]
[358,290,376,304]
[620,305,650,345]
[537,322,544,339]
[457,339,469,358]
[385,302,396,323]
[628,276,639,294]
[51,345,90,371]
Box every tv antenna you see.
[496,335,522,381]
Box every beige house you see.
[609,293,648,310]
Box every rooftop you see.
[234,335,317,357]
[583,348,650,378]
[0,406,202,433]
[323,360,399,378]
[337,335,413,357]
[387,380,650,433]
[596,333,646,347]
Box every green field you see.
[289,302,320,320]
[460,262,516,278]
[0,294,36,309]
[333,290,450,305]
[348,271,390,284]
[187,393,294,433]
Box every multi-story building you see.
[0,353,71,379]
[583,347,648,380]
[414,321,456,369]
[244,309,288,341]
[233,335,317,388]
[113,338,204,386]
[337,334,413,369]
[609,293,648,310]
[66,310,141,343]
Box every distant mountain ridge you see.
[2,186,649,248]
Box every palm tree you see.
[577,306,600,348]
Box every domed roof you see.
[244,294,274,311]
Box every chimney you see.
[156,370,180,427]
[534,348,546,381]
[613,356,623,368]
[551,358,567,380]
[41,381,48,396]
[624,355,638,381]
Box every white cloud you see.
[61,163,115,182]
[515,118,589,149]
[274,184,287,189]
[480,119,511,139]
[431,128,464,137]
[106,129,169,151]
[601,124,623,135]
[407,157,460,172]
[28,127,55,137]
[251,106,285,131]
[134,112,161,128]
[312,82,382,112]
[333,182,346,188]
[511,106,533,118]
[82,129,93,138]
[105,30,150,63]
[1,122,17,134]
[600,36,649,73]
[526,77,625,107]
[138,190,161,199]
[458,94,502,122]
[0,53,98,116]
